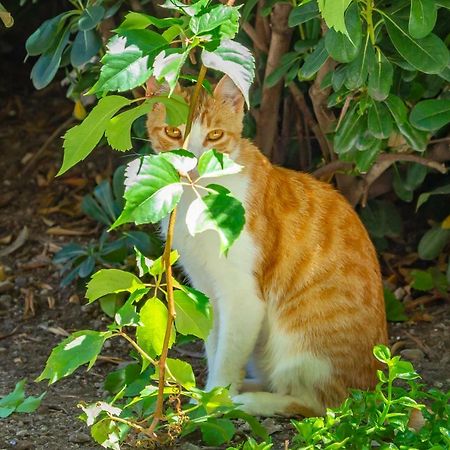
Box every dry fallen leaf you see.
[0,226,29,257]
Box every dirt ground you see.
[0,69,449,450]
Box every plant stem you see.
[118,331,157,366]
[365,0,376,45]
[145,64,208,437]
[185,64,207,138]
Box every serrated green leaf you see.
[148,250,179,276]
[174,289,212,339]
[186,187,245,254]
[165,358,196,389]
[197,149,243,179]
[299,38,328,78]
[86,269,145,302]
[70,29,102,68]
[105,96,189,151]
[324,3,361,63]
[153,48,190,94]
[317,0,352,35]
[30,26,70,90]
[58,95,132,175]
[37,331,111,384]
[289,1,319,27]
[112,156,183,227]
[190,4,239,40]
[136,297,175,357]
[15,392,46,413]
[409,0,437,39]
[368,51,393,101]
[368,102,393,139]
[201,39,255,106]
[161,0,210,16]
[159,149,197,174]
[91,33,167,95]
[115,296,140,327]
[410,99,450,131]
[117,11,183,31]
[91,418,125,450]
[384,15,448,74]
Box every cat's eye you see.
[207,129,224,141]
[164,126,182,139]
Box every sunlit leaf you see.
[197,149,242,179]
[37,331,111,384]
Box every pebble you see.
[68,431,91,444]
[15,440,34,450]
[261,417,283,435]
[0,294,13,309]
[16,430,28,437]
[14,277,27,289]
[400,348,425,361]
[0,280,14,293]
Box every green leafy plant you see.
[0,380,45,418]
[54,165,162,286]
[291,345,450,449]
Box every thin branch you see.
[242,22,269,53]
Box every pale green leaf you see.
[37,331,111,384]
[318,0,352,35]
[136,298,175,357]
[166,358,196,389]
[153,48,189,94]
[58,95,131,175]
[185,185,245,254]
[86,269,145,302]
[197,149,242,179]
[174,289,212,339]
[112,155,183,227]
[201,39,255,106]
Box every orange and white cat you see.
[145,75,388,417]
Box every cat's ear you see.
[214,75,244,112]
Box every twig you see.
[21,116,75,175]
[403,330,437,359]
[0,326,19,341]
[312,160,353,179]
[242,22,269,53]
[145,65,208,437]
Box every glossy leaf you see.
[58,95,132,175]
[86,269,145,302]
[354,142,381,173]
[78,5,105,31]
[368,51,394,101]
[409,99,450,130]
[117,12,183,30]
[344,35,373,90]
[92,33,167,95]
[418,226,450,260]
[368,102,393,139]
[397,121,428,152]
[416,183,450,210]
[189,4,239,39]
[299,38,328,78]
[384,15,448,74]
[197,149,242,179]
[201,418,236,446]
[409,0,437,39]
[136,297,175,357]
[113,156,183,227]
[288,1,319,26]
[324,3,361,63]
[334,103,365,154]
[186,185,245,254]
[384,95,407,125]
[201,39,255,106]
[26,13,66,56]
[161,0,209,16]
[317,0,352,35]
[165,358,196,389]
[37,331,111,384]
[174,289,212,339]
[30,26,70,90]
[153,48,189,94]
[70,29,102,68]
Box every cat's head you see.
[146,75,245,158]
